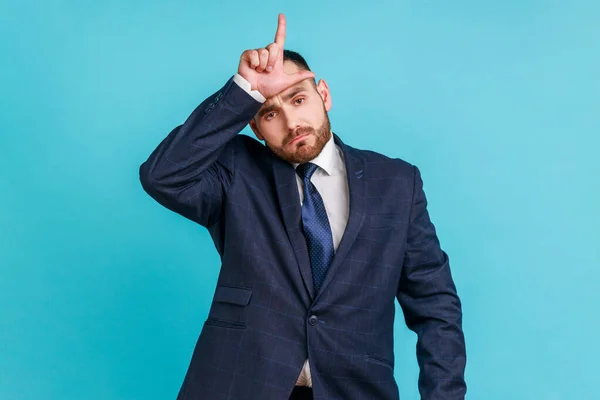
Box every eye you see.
[265,112,276,121]
[294,97,305,105]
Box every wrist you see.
[233,74,266,103]
[236,71,255,89]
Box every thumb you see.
[284,69,316,87]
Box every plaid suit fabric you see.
[140,77,466,400]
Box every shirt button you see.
[308,315,318,326]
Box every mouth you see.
[289,133,310,145]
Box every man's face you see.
[250,61,333,164]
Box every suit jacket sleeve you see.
[139,77,262,227]
[396,165,467,399]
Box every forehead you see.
[283,60,301,74]
[261,80,313,109]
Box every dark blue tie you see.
[296,163,334,293]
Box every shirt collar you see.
[292,132,339,176]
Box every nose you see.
[282,110,301,134]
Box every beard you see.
[266,111,332,164]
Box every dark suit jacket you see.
[139,77,466,400]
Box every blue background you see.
[1,1,598,399]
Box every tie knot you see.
[296,162,319,181]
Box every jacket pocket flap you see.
[214,286,252,306]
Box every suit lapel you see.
[272,155,316,300]
[314,133,366,302]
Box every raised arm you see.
[139,78,260,227]
[139,13,314,227]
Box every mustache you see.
[287,127,315,144]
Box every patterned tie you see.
[296,162,334,293]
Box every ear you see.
[249,118,264,141]
[316,79,332,112]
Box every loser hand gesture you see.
[237,14,315,99]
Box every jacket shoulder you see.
[231,133,268,158]
[350,146,416,176]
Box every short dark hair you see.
[283,49,311,71]
[283,50,316,86]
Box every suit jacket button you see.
[308,315,318,326]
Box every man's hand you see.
[237,14,315,99]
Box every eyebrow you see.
[257,86,308,118]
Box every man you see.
[139,13,466,400]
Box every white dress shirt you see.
[232,74,350,387]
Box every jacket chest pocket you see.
[356,214,402,243]
[206,286,253,329]
[368,214,401,229]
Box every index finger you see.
[274,13,286,49]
